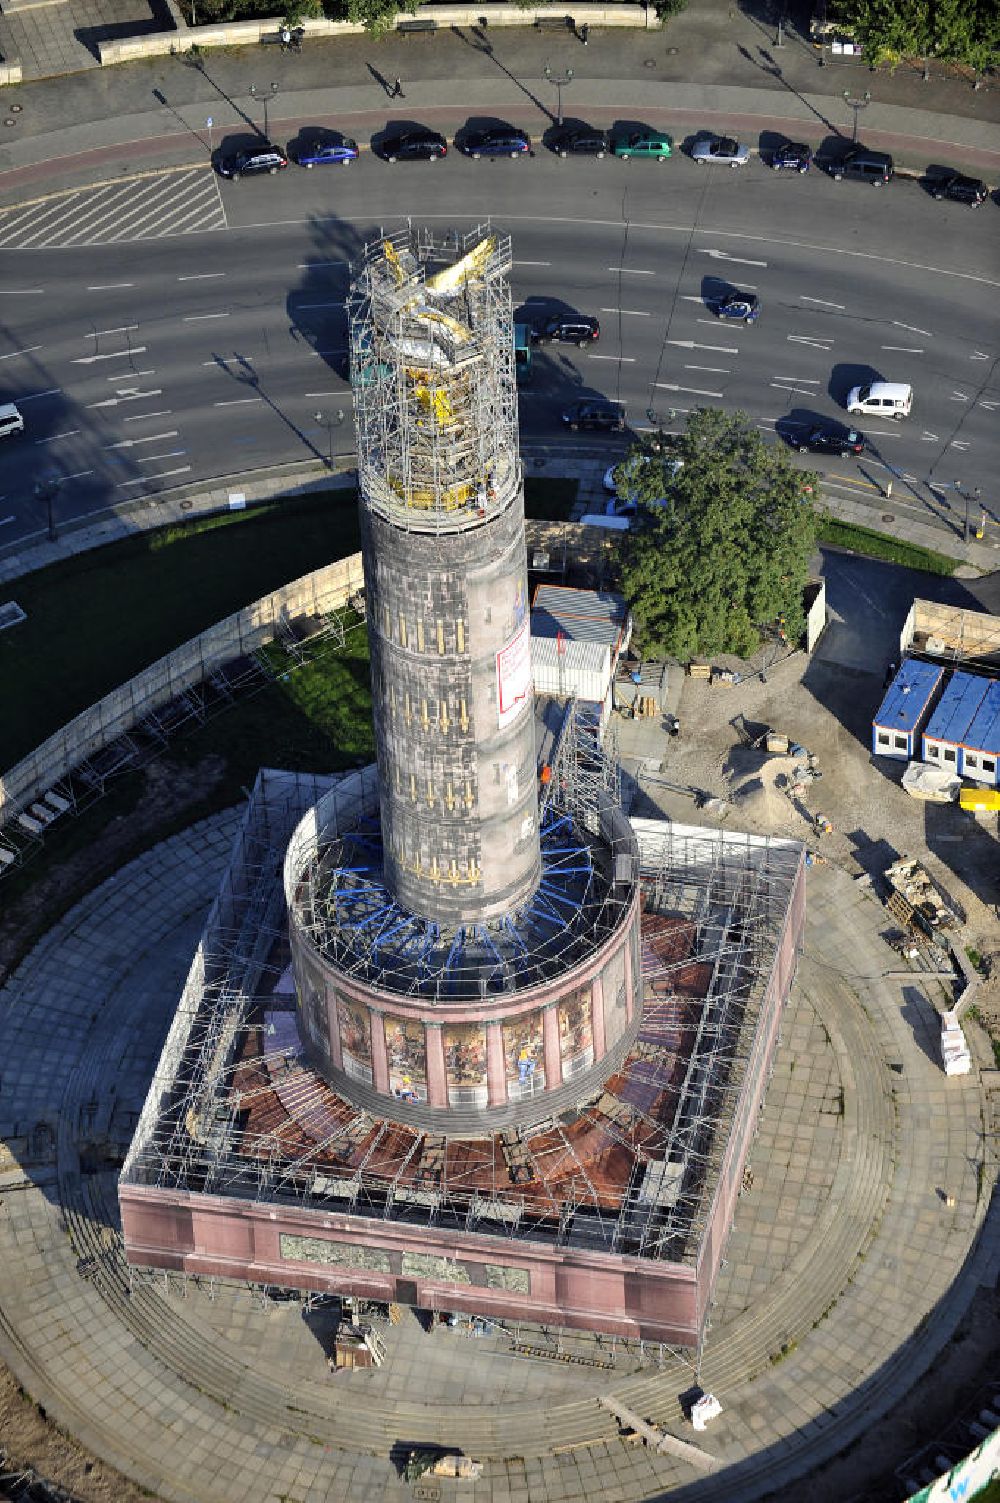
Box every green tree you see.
[618,409,817,661]
[343,0,419,34]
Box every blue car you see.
[714,291,760,324]
[294,136,359,168]
[771,141,812,173]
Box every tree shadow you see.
[451,26,551,119]
[733,43,843,133]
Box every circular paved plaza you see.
[0,812,995,1503]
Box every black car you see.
[931,172,987,206]
[793,423,865,457]
[217,143,289,180]
[460,126,531,159]
[771,141,812,173]
[533,315,600,347]
[562,399,625,432]
[379,128,448,163]
[550,126,608,159]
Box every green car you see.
[610,129,673,161]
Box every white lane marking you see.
[72,347,147,364]
[0,288,45,295]
[293,301,344,310]
[881,345,923,353]
[772,376,820,384]
[214,397,261,406]
[118,466,191,487]
[950,440,970,450]
[951,391,969,401]
[0,345,42,361]
[787,334,833,349]
[801,296,845,309]
[513,259,551,266]
[88,325,139,337]
[770,384,819,397]
[60,469,95,481]
[699,249,767,267]
[696,318,729,328]
[177,272,226,281]
[971,351,990,360]
[893,320,933,336]
[600,308,650,317]
[921,431,940,441]
[87,282,134,290]
[35,430,80,444]
[304,391,341,397]
[681,295,706,303]
[18,388,60,401]
[667,339,739,353]
[607,267,655,275]
[655,382,724,397]
[685,364,730,373]
[107,371,155,382]
[297,259,348,268]
[0,515,14,527]
[104,432,178,449]
[137,450,187,463]
[589,354,636,362]
[124,409,171,422]
[183,312,230,322]
[980,399,999,411]
[86,389,162,408]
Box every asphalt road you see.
[0,139,997,549]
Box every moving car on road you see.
[550,125,608,158]
[770,141,812,173]
[610,129,672,161]
[460,126,530,159]
[692,135,750,167]
[0,402,24,438]
[847,381,912,419]
[713,291,760,324]
[562,399,625,432]
[294,136,359,168]
[532,315,600,347]
[930,172,987,206]
[789,423,865,456]
[217,143,288,179]
[378,128,447,162]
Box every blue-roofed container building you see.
[961,680,1000,786]
[921,670,990,776]
[872,659,945,760]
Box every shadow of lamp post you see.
[543,63,574,128]
[315,409,345,469]
[249,81,279,141]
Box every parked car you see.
[532,315,600,347]
[692,135,750,167]
[713,291,760,324]
[771,141,812,173]
[609,129,673,161]
[460,126,530,159]
[789,423,865,456]
[294,136,359,168]
[831,147,893,185]
[550,125,608,158]
[378,128,447,163]
[562,399,625,432]
[217,143,288,179]
[930,172,987,206]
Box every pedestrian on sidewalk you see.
[391,76,404,99]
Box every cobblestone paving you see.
[0,813,995,1503]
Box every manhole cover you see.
[180,499,193,511]
[644,58,657,67]
[881,513,895,522]
[4,120,15,128]
[10,103,22,113]
[666,45,679,53]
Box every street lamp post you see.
[315,409,345,469]
[543,63,574,129]
[249,81,279,142]
[842,88,871,143]
[955,479,971,544]
[34,473,61,543]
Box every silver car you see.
[692,134,750,168]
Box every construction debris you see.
[940,1009,972,1076]
[885,857,960,934]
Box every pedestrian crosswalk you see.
[0,167,225,249]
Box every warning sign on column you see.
[496,621,531,729]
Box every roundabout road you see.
[0,136,997,552]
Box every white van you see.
[846,381,913,420]
[0,402,24,438]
